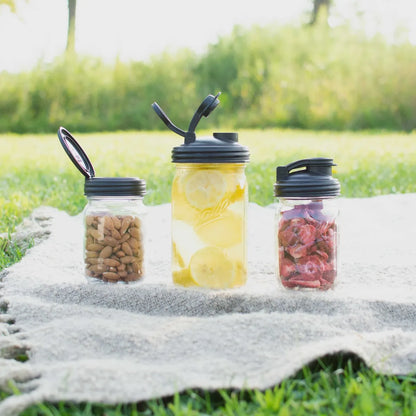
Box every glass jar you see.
[152,93,250,288]
[274,158,340,290]
[171,163,248,288]
[57,127,146,284]
[84,188,146,283]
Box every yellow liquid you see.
[172,164,247,289]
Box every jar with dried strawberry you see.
[274,158,340,290]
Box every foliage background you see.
[0,24,415,133]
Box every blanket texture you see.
[1,195,416,415]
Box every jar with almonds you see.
[152,93,250,289]
[57,127,146,283]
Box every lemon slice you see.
[172,241,185,268]
[233,261,247,287]
[173,268,196,287]
[189,246,235,289]
[196,211,243,247]
[184,170,227,210]
[228,184,246,204]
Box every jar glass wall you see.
[171,163,248,289]
[276,197,339,290]
[84,196,146,283]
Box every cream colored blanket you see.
[1,195,415,416]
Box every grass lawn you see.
[1,129,416,415]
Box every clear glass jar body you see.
[171,163,248,289]
[83,196,146,283]
[276,197,339,290]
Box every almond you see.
[103,272,119,281]
[127,237,139,249]
[99,246,112,259]
[121,242,133,256]
[103,236,118,247]
[104,258,120,267]
[112,216,121,229]
[120,233,130,243]
[103,216,114,230]
[89,228,104,241]
[125,272,142,281]
[111,229,122,240]
[129,227,141,239]
[90,264,108,273]
[120,217,132,235]
[86,243,104,252]
[85,257,99,265]
[120,255,136,264]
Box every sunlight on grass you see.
[1,129,415,235]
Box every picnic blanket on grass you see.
[1,194,416,415]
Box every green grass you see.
[1,129,415,233]
[3,356,415,415]
[1,129,416,415]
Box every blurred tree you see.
[310,0,331,25]
[0,0,76,54]
[0,0,16,12]
[66,0,76,54]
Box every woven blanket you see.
[1,195,415,415]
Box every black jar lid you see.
[152,93,250,164]
[171,133,249,163]
[57,127,146,197]
[274,158,340,198]
[84,177,146,197]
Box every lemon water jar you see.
[152,93,250,289]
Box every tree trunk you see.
[66,0,77,54]
[310,0,331,25]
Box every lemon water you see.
[172,164,247,289]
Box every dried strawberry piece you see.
[322,270,336,283]
[279,226,299,246]
[298,224,316,245]
[279,246,285,263]
[287,279,321,289]
[281,280,299,288]
[278,201,337,290]
[319,278,332,290]
[279,220,316,247]
[296,255,326,280]
[313,249,329,262]
[279,258,297,279]
[317,219,334,236]
[287,242,311,259]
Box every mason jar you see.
[57,126,147,285]
[152,93,250,289]
[274,158,340,290]
[83,178,146,283]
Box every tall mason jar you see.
[274,158,340,290]
[83,177,146,283]
[171,159,248,288]
[152,93,250,289]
